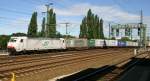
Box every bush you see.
[0,35,10,50]
[120,37,130,41]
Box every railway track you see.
[0,48,131,60]
[0,51,118,68]
[0,48,131,65]
[62,52,149,81]
[0,48,132,81]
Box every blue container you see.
[118,41,126,46]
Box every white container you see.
[106,40,118,46]
[126,41,132,46]
[95,39,104,47]
[147,42,150,46]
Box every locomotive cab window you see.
[9,38,17,42]
[20,39,23,43]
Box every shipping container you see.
[66,39,87,48]
[118,41,126,47]
[126,41,132,46]
[95,39,104,47]
[147,42,150,46]
[126,41,138,47]
[88,39,95,47]
[106,40,118,47]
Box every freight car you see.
[66,38,88,50]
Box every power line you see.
[32,0,47,4]
[112,0,140,14]
[60,22,72,35]
[19,0,41,5]
[0,16,29,22]
[0,7,32,15]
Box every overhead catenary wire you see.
[0,16,29,22]
[0,7,32,15]
[112,0,142,18]
[19,0,42,5]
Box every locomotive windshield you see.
[9,38,17,42]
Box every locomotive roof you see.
[10,36,64,40]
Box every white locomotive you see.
[7,37,66,55]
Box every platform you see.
[118,58,150,81]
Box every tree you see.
[55,32,62,38]
[41,17,46,37]
[120,37,130,41]
[100,19,104,39]
[46,9,56,38]
[0,35,10,49]
[95,15,100,38]
[27,12,38,37]
[79,17,87,38]
[111,37,116,40]
[79,9,104,39]
[11,32,27,36]
[87,9,93,39]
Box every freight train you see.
[7,36,139,55]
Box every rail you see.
[70,53,149,81]
[0,49,130,81]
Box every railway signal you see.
[110,10,147,49]
[138,28,141,36]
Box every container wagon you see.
[105,40,118,47]
[66,39,88,50]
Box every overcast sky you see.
[0,0,150,38]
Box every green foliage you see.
[62,35,76,38]
[79,17,87,38]
[111,37,116,40]
[41,17,46,37]
[46,9,56,38]
[79,9,104,39]
[55,32,63,38]
[11,32,27,36]
[54,32,75,38]
[0,35,10,49]
[27,12,38,37]
[100,19,104,39]
[120,37,130,41]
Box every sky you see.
[0,0,150,38]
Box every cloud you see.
[32,3,150,37]
[36,3,142,23]
[55,3,140,22]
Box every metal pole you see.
[60,22,71,39]
[109,23,111,39]
[45,4,49,38]
[44,3,53,38]
[131,29,132,40]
